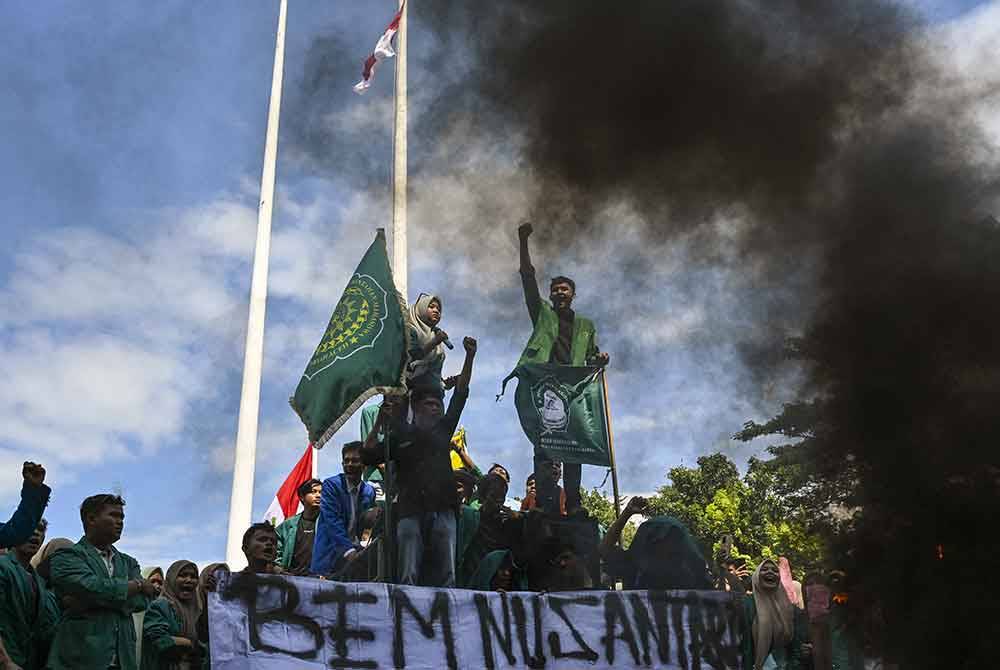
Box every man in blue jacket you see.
[310,442,377,577]
[0,462,50,549]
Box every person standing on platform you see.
[363,336,478,587]
[517,221,609,516]
[275,478,322,575]
[310,444,376,577]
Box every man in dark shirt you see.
[518,223,608,516]
[275,478,322,575]
[363,336,478,587]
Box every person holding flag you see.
[362,336,479,587]
[516,222,609,516]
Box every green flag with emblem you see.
[290,230,408,448]
[505,363,611,466]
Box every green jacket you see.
[517,300,598,367]
[47,538,151,670]
[141,598,197,670]
[0,553,59,670]
[455,505,480,587]
[275,513,301,570]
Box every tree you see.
[647,453,826,576]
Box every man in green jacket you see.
[0,519,59,670]
[518,222,609,516]
[275,478,322,575]
[47,494,159,670]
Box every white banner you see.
[208,573,743,670]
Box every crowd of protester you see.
[0,225,865,669]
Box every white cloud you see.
[0,197,258,497]
[614,415,659,433]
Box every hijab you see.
[778,557,804,609]
[160,560,201,642]
[142,565,163,581]
[751,559,795,670]
[407,293,446,379]
[627,516,713,590]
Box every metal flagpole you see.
[225,0,288,569]
[391,0,408,302]
[382,0,408,584]
[600,370,623,519]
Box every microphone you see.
[433,327,454,350]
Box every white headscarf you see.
[751,559,795,670]
[407,293,446,380]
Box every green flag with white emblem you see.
[505,363,611,466]
[290,230,408,448]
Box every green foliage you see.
[647,453,826,576]
[578,487,637,548]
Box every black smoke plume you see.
[295,1,1000,664]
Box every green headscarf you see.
[627,516,712,590]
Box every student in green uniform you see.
[47,494,159,670]
[517,223,609,516]
[275,479,322,575]
[141,560,201,670]
[0,519,59,670]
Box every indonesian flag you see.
[353,2,405,94]
[264,444,315,526]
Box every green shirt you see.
[47,538,151,670]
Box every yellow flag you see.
[450,426,467,470]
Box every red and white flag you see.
[354,2,405,94]
[264,444,316,526]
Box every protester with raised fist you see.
[0,519,59,670]
[0,463,51,550]
[517,223,608,517]
[363,335,478,587]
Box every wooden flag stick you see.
[601,369,623,520]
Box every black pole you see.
[382,425,396,583]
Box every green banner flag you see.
[290,230,408,448]
[506,363,611,466]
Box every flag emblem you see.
[532,376,571,435]
[304,273,389,381]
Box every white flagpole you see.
[225,0,288,569]
[392,0,408,300]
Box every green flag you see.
[506,363,611,466]
[290,230,408,448]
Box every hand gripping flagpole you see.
[601,369,623,520]
[225,0,288,569]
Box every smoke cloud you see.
[291,1,1000,663]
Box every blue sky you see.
[1,0,996,568]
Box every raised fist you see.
[518,222,533,240]
[625,495,649,516]
[22,462,45,487]
[463,337,478,355]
